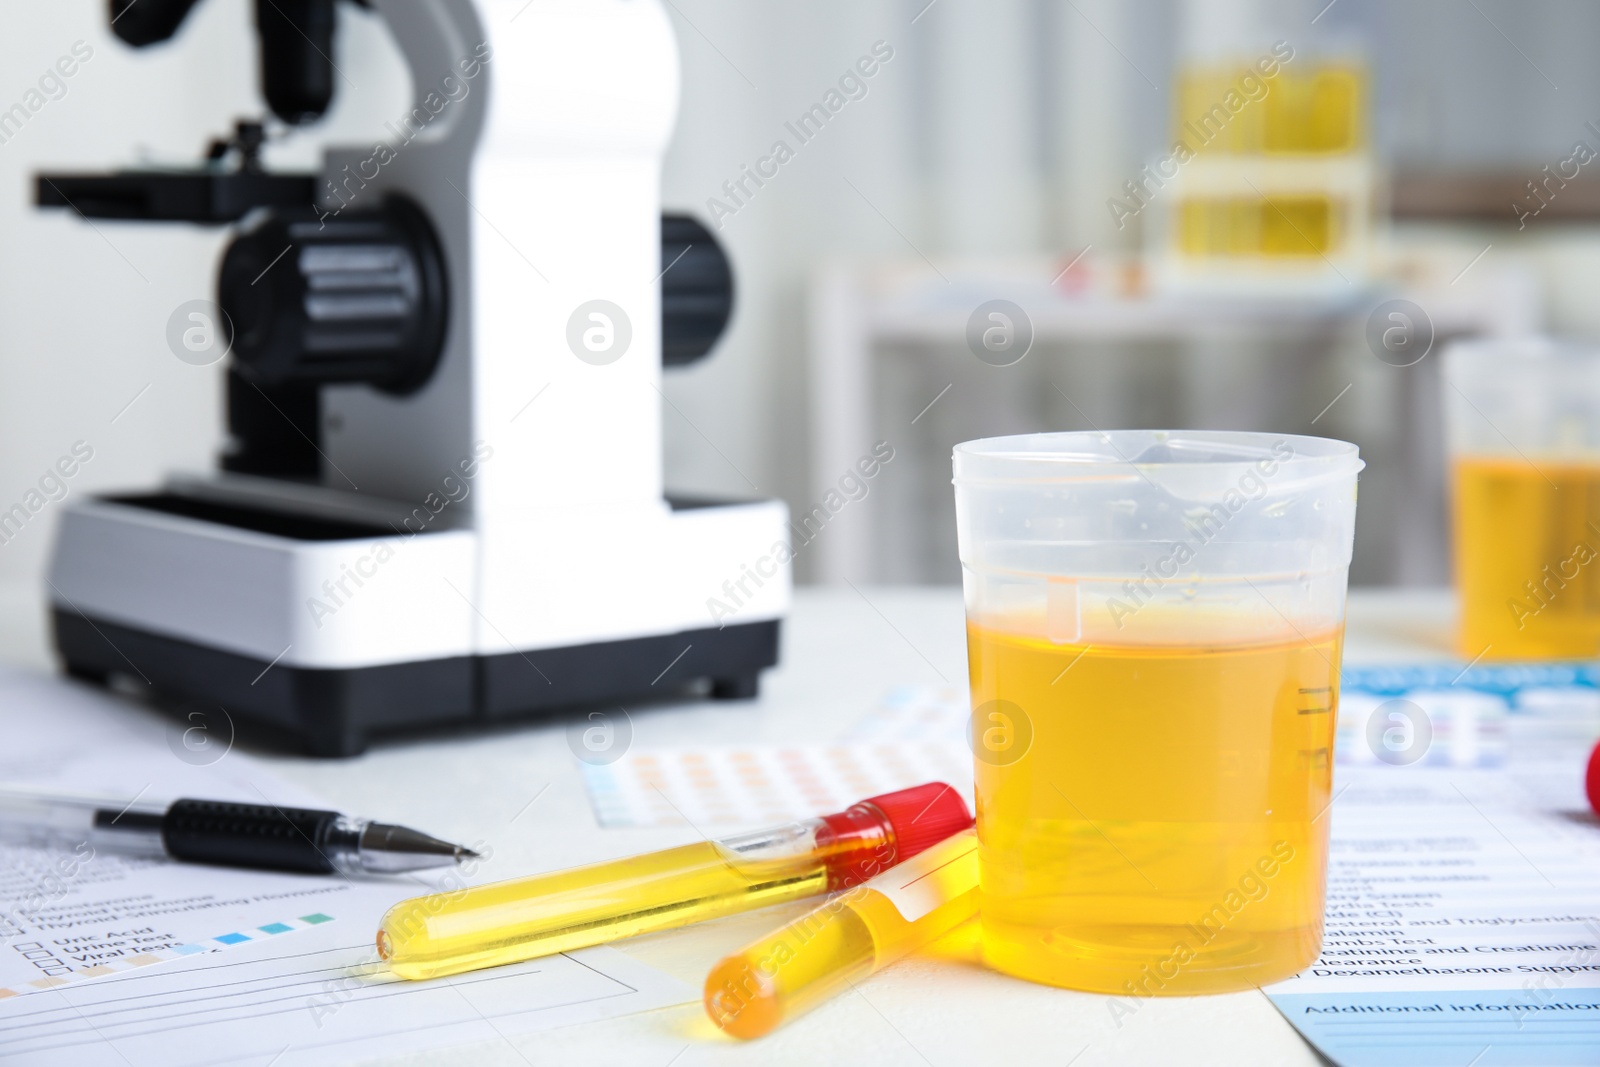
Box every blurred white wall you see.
[656,0,1158,579]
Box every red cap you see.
[1587,742,1600,815]
[865,782,974,860]
[815,781,973,890]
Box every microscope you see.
[37,0,790,756]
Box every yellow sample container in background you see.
[1446,340,1600,660]
[953,431,1363,995]
[1155,49,1374,288]
[1175,59,1365,158]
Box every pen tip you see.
[357,823,481,874]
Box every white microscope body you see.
[43,0,789,755]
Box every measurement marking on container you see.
[1297,706,1332,715]
[1298,687,1332,694]
[1299,747,1330,769]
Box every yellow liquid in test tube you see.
[1453,456,1600,660]
[706,830,979,1039]
[379,841,830,980]
[377,783,973,981]
[969,622,1339,995]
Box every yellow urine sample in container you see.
[1174,62,1365,156]
[1453,455,1600,660]
[969,621,1339,995]
[1262,65,1364,153]
[1177,195,1336,258]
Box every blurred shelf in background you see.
[808,249,1539,588]
[1393,169,1600,224]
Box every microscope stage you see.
[48,489,788,756]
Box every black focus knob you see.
[661,214,734,367]
[218,195,449,395]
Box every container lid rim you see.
[952,430,1364,484]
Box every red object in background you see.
[1588,741,1600,815]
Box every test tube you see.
[377,782,971,980]
[705,827,978,1039]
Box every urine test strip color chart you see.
[848,674,1600,770]
[581,742,970,829]
[0,912,333,1002]
[576,687,975,829]
[578,668,1600,828]
[1337,664,1600,769]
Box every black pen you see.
[0,790,478,875]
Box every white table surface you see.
[6,586,1462,1066]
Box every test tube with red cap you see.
[377,781,973,980]
[706,827,979,1039]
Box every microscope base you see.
[54,608,780,758]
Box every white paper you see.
[1264,765,1600,1066]
[0,667,695,1064]
[0,850,349,1001]
[841,685,970,743]
[0,671,391,999]
[0,924,691,1067]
